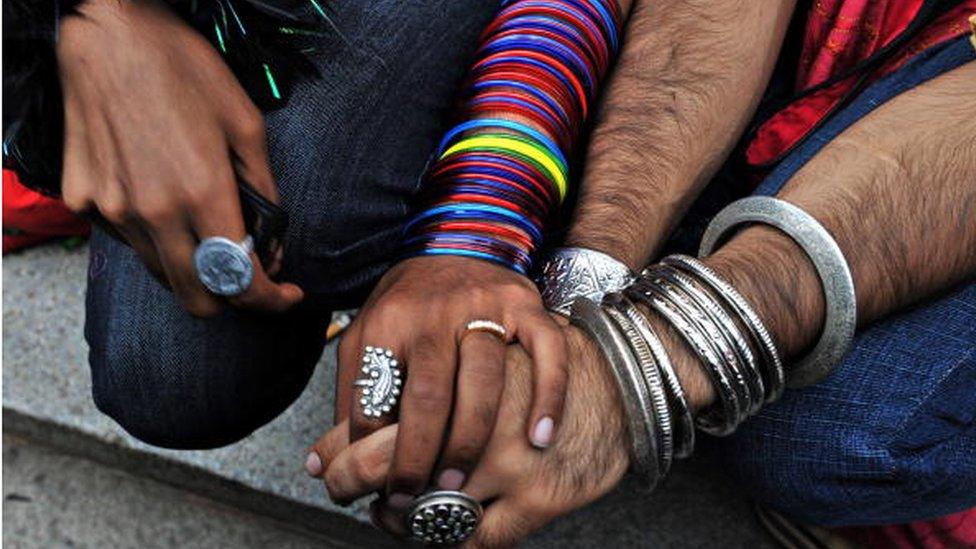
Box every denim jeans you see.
[84,2,976,525]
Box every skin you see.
[58,0,302,317]
[314,18,976,549]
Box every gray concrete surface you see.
[3,244,776,548]
[3,435,330,549]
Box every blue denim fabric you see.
[710,36,976,526]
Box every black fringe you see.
[3,0,327,196]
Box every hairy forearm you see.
[567,0,796,269]
[679,61,976,406]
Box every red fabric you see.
[833,507,976,549]
[745,0,976,168]
[3,169,89,254]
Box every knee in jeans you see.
[88,330,319,450]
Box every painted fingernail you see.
[437,468,466,490]
[531,416,554,449]
[305,452,323,477]
[388,492,414,510]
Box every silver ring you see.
[463,319,508,341]
[406,490,483,546]
[193,235,255,297]
[699,197,856,388]
[354,346,402,419]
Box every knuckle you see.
[132,198,178,226]
[97,198,129,225]
[349,451,381,484]
[391,462,426,490]
[405,370,451,412]
[236,108,267,142]
[183,298,221,318]
[446,439,483,469]
[61,184,93,213]
[323,468,347,498]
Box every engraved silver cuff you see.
[538,247,634,315]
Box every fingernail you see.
[531,416,554,449]
[437,468,466,491]
[388,492,414,510]
[305,452,323,477]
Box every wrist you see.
[701,225,825,360]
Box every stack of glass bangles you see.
[402,0,623,274]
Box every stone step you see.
[3,244,776,548]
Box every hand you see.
[57,0,302,316]
[325,255,569,506]
[315,325,631,547]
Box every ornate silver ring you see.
[406,490,483,546]
[354,346,402,419]
[193,235,255,297]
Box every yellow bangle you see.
[441,135,568,200]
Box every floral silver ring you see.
[354,346,403,419]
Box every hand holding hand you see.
[325,255,569,506]
[315,324,630,547]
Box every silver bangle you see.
[647,266,765,416]
[612,295,695,459]
[699,197,857,388]
[627,280,742,436]
[538,247,635,315]
[570,297,660,488]
[604,293,677,471]
[641,274,753,425]
[662,255,785,403]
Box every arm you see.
[13,0,306,315]
[568,0,798,268]
[315,33,976,549]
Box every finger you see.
[186,166,302,312]
[348,337,404,443]
[307,419,351,478]
[334,323,363,425]
[435,331,506,491]
[386,336,458,502]
[370,498,410,539]
[151,222,223,317]
[322,424,397,504]
[513,311,568,449]
[463,499,543,549]
[227,112,286,276]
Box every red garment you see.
[3,169,89,253]
[745,0,976,168]
[834,507,976,549]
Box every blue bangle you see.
[468,80,572,129]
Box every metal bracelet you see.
[640,273,753,425]
[604,293,678,470]
[699,197,857,388]
[626,280,742,436]
[610,294,695,459]
[570,297,660,488]
[647,266,765,416]
[662,255,785,403]
[538,247,635,315]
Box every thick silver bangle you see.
[662,255,785,403]
[538,247,635,315]
[699,197,857,388]
[570,298,661,487]
[604,293,684,467]
[627,280,742,436]
[648,266,765,416]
